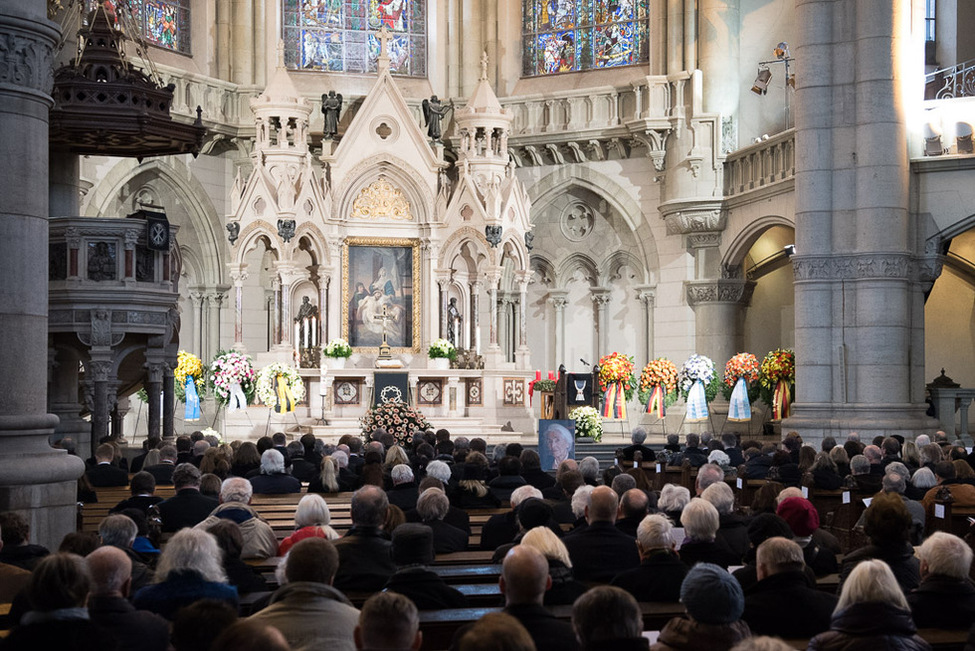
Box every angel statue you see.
[321,90,343,139]
[421,95,453,142]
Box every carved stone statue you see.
[226,222,240,244]
[421,95,453,142]
[87,242,116,281]
[277,219,296,243]
[295,295,318,321]
[446,297,462,347]
[321,90,343,139]
[485,224,503,248]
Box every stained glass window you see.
[140,0,191,53]
[522,0,648,76]
[282,0,426,77]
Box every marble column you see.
[206,289,225,362]
[591,287,611,360]
[230,267,247,350]
[470,280,483,355]
[515,273,531,368]
[636,286,656,363]
[786,0,938,441]
[189,290,204,356]
[0,0,85,550]
[88,355,113,453]
[549,291,569,369]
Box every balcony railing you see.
[723,128,795,198]
[925,58,975,100]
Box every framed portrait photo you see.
[342,237,420,353]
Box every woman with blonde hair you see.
[277,493,340,555]
[132,528,238,619]
[808,559,930,650]
[383,444,410,472]
[454,451,501,509]
[520,526,587,606]
[308,455,340,493]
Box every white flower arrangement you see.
[208,350,256,407]
[255,362,306,407]
[569,406,603,442]
[428,338,456,360]
[323,338,353,358]
[679,354,716,394]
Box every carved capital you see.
[548,290,569,310]
[87,359,114,382]
[590,287,612,307]
[636,286,656,307]
[123,229,140,247]
[0,23,58,96]
[685,279,756,306]
[686,232,722,249]
[660,201,726,236]
[791,253,922,282]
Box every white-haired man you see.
[908,531,975,629]
[610,513,687,602]
[386,463,419,511]
[249,449,301,494]
[619,427,655,464]
[195,477,278,558]
[480,484,543,551]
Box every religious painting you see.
[539,420,575,470]
[342,237,420,352]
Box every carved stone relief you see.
[350,176,413,221]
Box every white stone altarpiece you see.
[223,45,535,440]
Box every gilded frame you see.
[342,237,421,353]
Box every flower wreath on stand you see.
[208,350,256,412]
[722,352,761,423]
[759,348,795,420]
[597,352,635,419]
[256,362,306,414]
[174,350,206,421]
[569,406,603,442]
[679,354,721,423]
[638,358,680,418]
[360,400,431,446]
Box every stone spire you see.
[452,51,511,182]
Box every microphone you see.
[579,358,590,367]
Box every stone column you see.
[486,273,501,351]
[206,289,225,361]
[88,355,112,453]
[515,272,532,368]
[230,266,248,350]
[470,279,483,355]
[685,271,754,370]
[162,364,176,441]
[667,0,685,74]
[271,276,282,346]
[549,291,569,368]
[591,287,611,360]
[145,358,165,441]
[0,1,85,550]
[636,286,656,362]
[786,0,938,442]
[189,290,204,356]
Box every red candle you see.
[535,370,541,381]
[548,371,555,380]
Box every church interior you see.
[3,0,975,549]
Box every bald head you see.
[501,545,550,605]
[587,486,619,524]
[87,545,132,596]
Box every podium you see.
[553,370,599,420]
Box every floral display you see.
[638,358,679,404]
[570,406,602,442]
[323,338,353,358]
[597,352,636,399]
[679,354,721,403]
[360,400,431,445]
[255,362,306,409]
[759,348,795,419]
[428,338,456,360]
[533,379,557,393]
[721,352,761,403]
[174,350,205,402]
[208,350,256,408]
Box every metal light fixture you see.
[751,68,772,95]
[924,122,943,156]
[954,122,973,154]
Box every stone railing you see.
[929,385,975,442]
[155,64,253,131]
[723,128,795,198]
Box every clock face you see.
[335,381,359,404]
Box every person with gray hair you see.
[611,513,687,602]
[355,591,423,651]
[908,531,975,629]
[248,538,360,651]
[570,484,595,527]
[610,472,636,499]
[879,471,925,543]
[424,459,452,485]
[740,537,838,639]
[157,462,219,532]
[702,481,748,563]
[416,488,468,553]
[387,463,419,511]
[578,456,600,485]
[658,483,691,523]
[563,486,640,582]
[847,454,882,493]
[696,462,726,495]
[572,586,644,650]
[133,528,238,619]
[620,427,655,463]
[678,498,738,569]
[481,484,543,551]
[334,484,397,593]
[98,514,155,593]
[195,477,278,559]
[249,449,301,494]
[87,546,170,651]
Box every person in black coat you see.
[382,523,469,609]
[836,492,920,594]
[743,446,773,479]
[110,471,164,515]
[129,437,161,475]
[500,545,581,651]
[908,531,975,629]
[488,456,529,502]
[145,445,178,485]
[741,537,838,639]
[386,464,420,512]
[248,449,301,494]
[333,485,397,593]
[677,497,739,570]
[611,513,687,602]
[86,443,130,487]
[673,433,708,468]
[86,546,171,651]
[415,488,469,554]
[208,520,270,596]
[520,449,556,491]
[563,486,640,582]
[481,485,543,551]
[156,464,219,532]
[619,427,656,464]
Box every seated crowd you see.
[3,427,975,650]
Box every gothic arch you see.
[335,153,435,224]
[83,158,225,286]
[293,223,330,266]
[601,250,651,285]
[723,215,795,268]
[556,253,599,289]
[528,166,644,234]
[439,225,495,270]
[235,220,280,266]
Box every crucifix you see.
[378,26,391,58]
[373,302,394,359]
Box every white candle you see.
[311,316,317,346]
[303,318,309,347]
[294,322,300,349]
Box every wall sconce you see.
[751,68,772,95]
[923,122,943,156]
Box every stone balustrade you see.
[929,386,975,442]
[723,128,795,198]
